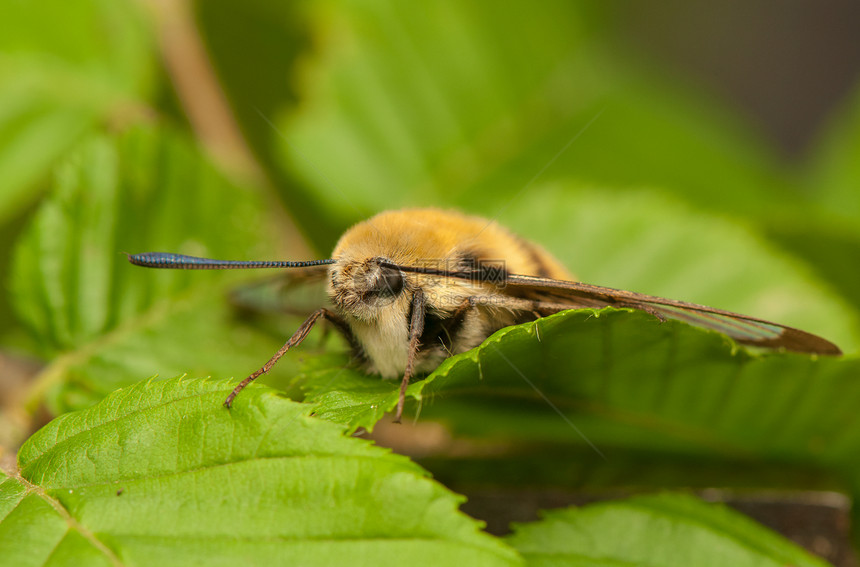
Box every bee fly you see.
[129,208,841,422]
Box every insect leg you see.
[224,308,348,408]
[395,289,426,423]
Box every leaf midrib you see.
[32,452,418,492]
[12,472,126,567]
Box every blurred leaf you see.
[1,376,520,567]
[424,450,837,497]
[0,0,154,223]
[0,206,38,347]
[193,0,343,249]
[281,0,794,251]
[506,493,832,567]
[280,0,612,248]
[808,81,860,224]
[766,224,860,319]
[458,76,794,218]
[782,81,860,313]
[196,0,309,142]
[303,308,860,485]
[9,126,291,414]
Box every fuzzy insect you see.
[128,208,841,421]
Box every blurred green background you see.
[1,0,860,563]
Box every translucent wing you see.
[230,266,331,317]
[501,274,841,355]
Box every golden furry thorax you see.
[325,208,570,321]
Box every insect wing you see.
[502,274,841,355]
[230,265,331,317]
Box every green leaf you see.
[1,376,520,567]
[9,126,290,414]
[302,308,860,482]
[0,0,154,222]
[505,493,832,567]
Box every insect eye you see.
[375,268,404,297]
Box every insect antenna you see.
[128,252,335,270]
